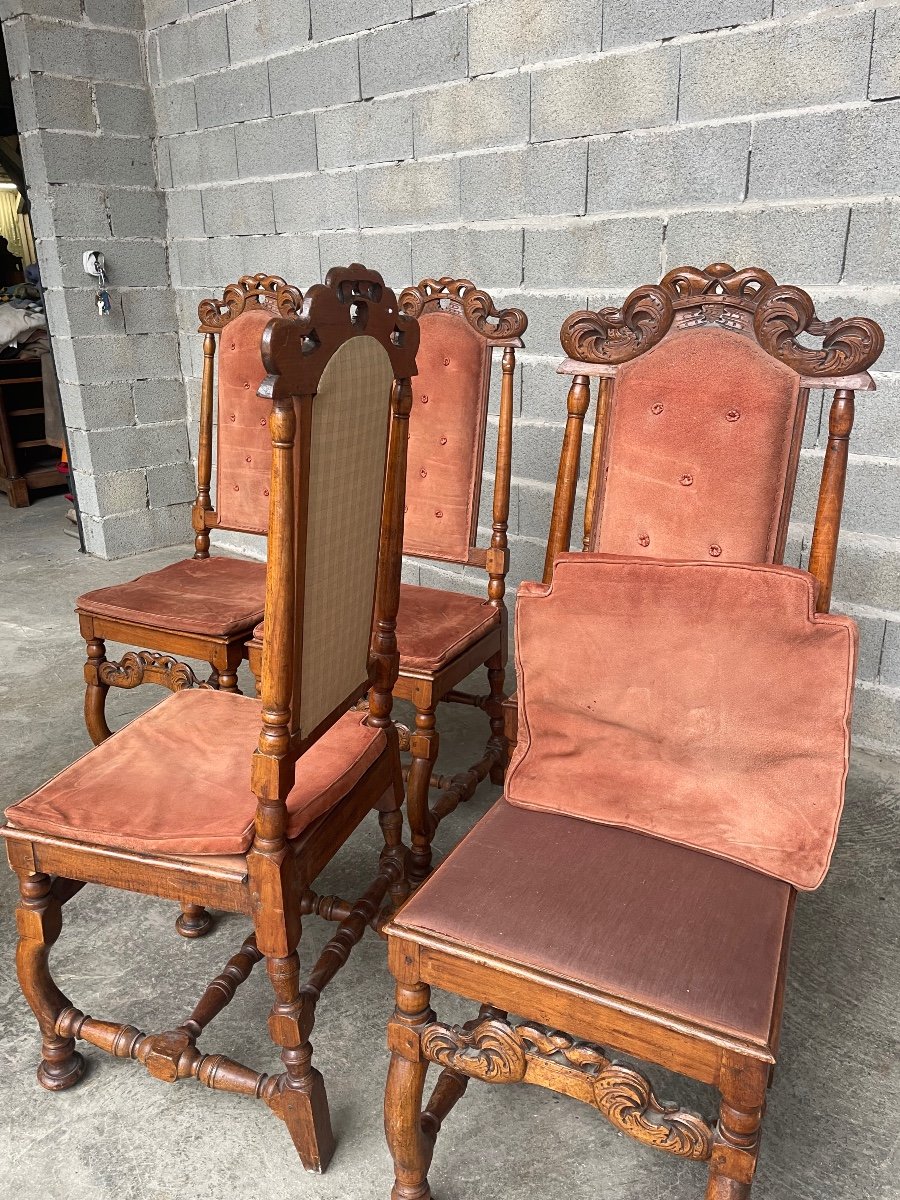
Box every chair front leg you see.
[83,636,113,745]
[216,643,244,694]
[407,704,439,885]
[175,903,214,938]
[706,1060,768,1199]
[15,871,85,1091]
[485,649,507,786]
[385,979,435,1200]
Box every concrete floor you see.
[1,493,899,1200]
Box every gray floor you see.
[0,493,898,1200]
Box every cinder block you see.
[76,421,190,477]
[23,20,143,83]
[852,374,900,460]
[228,0,311,61]
[603,0,768,47]
[59,379,134,430]
[121,288,179,335]
[166,189,205,238]
[144,0,189,27]
[869,7,900,100]
[133,378,190,423]
[795,450,900,539]
[73,468,148,520]
[750,104,900,202]
[881,621,900,687]
[487,359,522,418]
[516,478,557,547]
[172,236,246,288]
[72,332,182,383]
[664,203,850,287]
[0,0,81,19]
[311,0,408,39]
[492,290,588,357]
[195,62,271,128]
[273,172,357,233]
[358,159,459,228]
[107,188,167,237]
[40,130,156,187]
[411,227,523,288]
[848,682,900,755]
[680,12,874,123]
[54,238,169,288]
[236,113,317,178]
[269,39,360,115]
[153,80,197,136]
[524,217,662,288]
[844,200,900,284]
[158,11,229,82]
[360,9,466,99]
[44,184,109,237]
[461,142,588,222]
[830,530,900,612]
[96,503,193,559]
[589,123,749,214]
[147,461,197,508]
[168,126,238,186]
[28,75,95,131]
[469,0,603,75]
[203,181,276,236]
[156,137,173,188]
[238,233,321,284]
[414,73,529,157]
[84,0,144,26]
[319,229,411,288]
[846,612,887,682]
[43,286,125,337]
[316,97,412,170]
[520,356,578,420]
[532,47,679,143]
[94,83,154,137]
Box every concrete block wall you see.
[5,0,898,755]
[1,0,193,557]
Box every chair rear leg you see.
[267,952,336,1173]
[15,872,85,1091]
[485,650,507,786]
[705,1061,767,1199]
[83,637,112,745]
[385,979,435,1200]
[407,704,439,885]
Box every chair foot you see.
[84,637,112,745]
[37,1038,85,1092]
[280,1051,336,1173]
[175,904,214,939]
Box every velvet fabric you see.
[6,689,386,854]
[402,311,490,563]
[215,306,276,534]
[396,583,499,670]
[77,556,267,638]
[593,327,803,563]
[506,555,858,890]
[394,799,792,1044]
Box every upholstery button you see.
[233,484,240,491]
[230,342,236,350]
[651,403,664,415]
[246,456,252,463]
[435,510,443,518]
[709,544,722,557]
[404,505,408,513]
[421,394,429,404]
[726,409,740,422]
[243,381,250,390]
[229,413,236,422]
[263,489,269,497]
[259,418,266,426]
[680,474,693,486]
[443,357,450,366]
[638,534,650,547]
[420,468,427,477]
[440,437,448,445]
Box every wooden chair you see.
[76,273,302,743]
[247,277,526,884]
[3,266,419,1177]
[383,266,883,1199]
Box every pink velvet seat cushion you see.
[507,556,858,891]
[6,689,386,855]
[250,584,500,673]
[77,556,267,638]
[397,584,499,671]
[394,799,792,1046]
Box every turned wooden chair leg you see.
[385,979,435,1200]
[485,650,507,786]
[15,871,85,1092]
[83,637,112,745]
[267,952,336,1173]
[175,903,214,938]
[705,1062,768,1199]
[406,705,439,886]
[217,645,243,694]
[378,766,411,913]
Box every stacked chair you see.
[2,267,419,1175]
[382,264,884,1200]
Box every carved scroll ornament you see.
[421,1018,526,1083]
[399,277,527,341]
[753,284,884,376]
[198,274,304,330]
[98,650,198,692]
[560,286,673,364]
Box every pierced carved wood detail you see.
[420,1018,713,1160]
[559,262,884,376]
[197,273,304,331]
[97,650,199,693]
[399,277,527,341]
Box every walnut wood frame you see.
[503,262,882,749]
[78,274,304,754]
[6,266,419,1177]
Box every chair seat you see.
[396,583,500,671]
[5,689,386,856]
[77,555,267,639]
[392,799,793,1047]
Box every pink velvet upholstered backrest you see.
[398,279,527,565]
[506,554,858,890]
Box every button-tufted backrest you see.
[402,310,491,563]
[214,305,278,534]
[590,326,804,563]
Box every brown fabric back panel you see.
[592,327,803,563]
[507,555,858,890]
[297,335,393,735]
[215,306,274,534]
[402,310,490,563]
